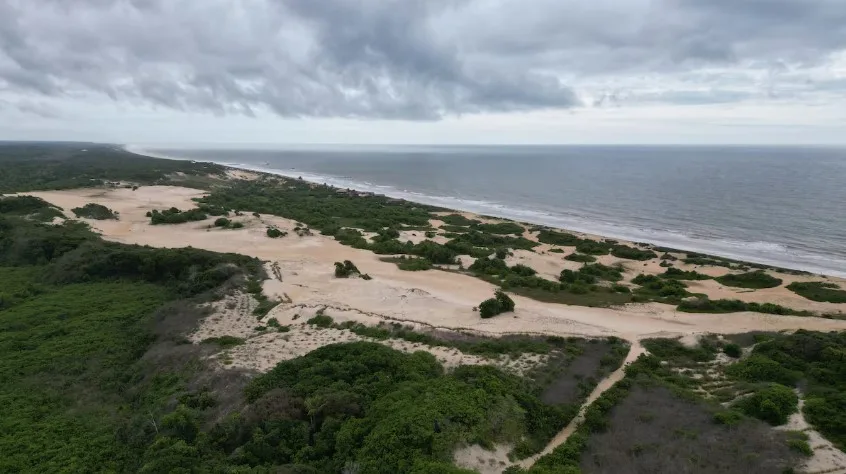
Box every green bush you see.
[306,313,334,328]
[788,439,813,456]
[266,227,287,238]
[786,282,846,303]
[733,383,798,425]
[715,270,783,289]
[397,257,433,271]
[662,267,711,280]
[510,264,537,276]
[440,214,480,226]
[548,248,564,254]
[536,230,582,246]
[149,207,208,225]
[726,355,801,386]
[479,290,515,318]
[201,335,245,348]
[334,260,360,278]
[610,245,657,261]
[231,222,244,229]
[575,240,612,255]
[723,343,742,358]
[71,203,118,220]
[214,217,231,227]
[473,222,525,235]
[677,298,808,316]
[564,253,596,263]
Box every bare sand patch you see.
[453,444,513,474]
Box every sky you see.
[1,0,846,146]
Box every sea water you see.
[133,145,846,278]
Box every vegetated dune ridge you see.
[25,183,846,345]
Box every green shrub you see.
[536,230,582,246]
[334,260,360,278]
[678,298,808,316]
[723,343,742,358]
[733,383,798,425]
[786,282,846,303]
[788,439,813,456]
[478,290,515,318]
[231,222,244,229]
[71,203,118,220]
[726,355,801,386]
[397,258,433,271]
[715,270,783,289]
[548,248,564,254]
[713,410,744,426]
[575,240,612,255]
[214,217,231,227]
[510,264,537,277]
[662,267,711,280]
[473,222,525,235]
[610,245,657,261]
[266,227,287,238]
[149,207,208,225]
[565,253,596,263]
[425,231,436,238]
[440,214,480,226]
[307,313,334,328]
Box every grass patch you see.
[201,335,246,348]
[564,253,596,263]
[677,298,809,316]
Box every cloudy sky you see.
[1,0,846,145]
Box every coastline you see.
[123,144,846,278]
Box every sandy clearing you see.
[778,398,846,474]
[454,444,513,474]
[24,186,846,344]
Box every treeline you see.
[0,142,225,193]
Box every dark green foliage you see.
[200,179,438,234]
[723,343,742,358]
[662,267,712,280]
[307,312,334,328]
[439,214,480,226]
[578,263,623,282]
[733,383,798,425]
[479,290,516,318]
[149,207,208,225]
[213,217,231,227]
[473,222,525,235]
[201,335,246,348]
[575,240,612,255]
[716,270,783,289]
[642,338,717,363]
[393,257,433,271]
[677,298,809,316]
[786,281,846,303]
[548,248,564,254]
[610,245,657,261]
[511,263,537,276]
[631,274,691,302]
[0,143,225,193]
[564,253,596,263]
[71,202,118,220]
[266,227,287,238]
[660,252,678,261]
[424,231,436,238]
[470,256,510,275]
[0,195,65,222]
[237,342,577,472]
[536,230,582,246]
[788,438,813,456]
[334,260,360,278]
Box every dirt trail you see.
[518,340,647,469]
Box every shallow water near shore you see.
[131,144,846,278]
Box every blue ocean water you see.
[136,145,846,277]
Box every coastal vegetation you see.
[0,195,65,222]
[266,227,287,238]
[71,202,118,220]
[715,270,783,289]
[478,289,516,318]
[787,281,846,303]
[148,207,208,225]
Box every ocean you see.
[133,145,846,278]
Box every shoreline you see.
[123,144,846,278]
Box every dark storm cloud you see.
[0,0,844,119]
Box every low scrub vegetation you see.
[564,252,596,263]
[148,207,208,225]
[787,281,846,303]
[71,202,118,220]
[662,267,712,280]
[334,260,361,278]
[610,245,657,261]
[715,270,783,289]
[677,298,809,316]
[479,289,516,318]
[265,227,287,238]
